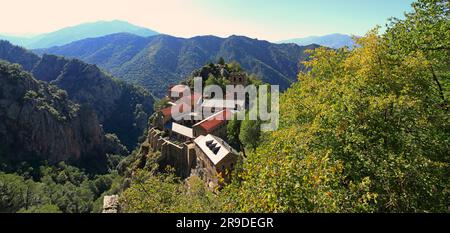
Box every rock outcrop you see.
[0,40,154,149]
[102,195,120,213]
[0,60,124,171]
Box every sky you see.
[0,0,415,41]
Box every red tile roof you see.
[198,109,232,132]
[161,103,189,117]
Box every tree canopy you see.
[223,0,449,213]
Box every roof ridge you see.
[193,109,228,127]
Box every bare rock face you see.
[0,61,120,170]
[102,195,120,213]
[46,58,154,149]
[0,41,154,150]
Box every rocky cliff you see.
[0,40,154,149]
[0,60,125,171]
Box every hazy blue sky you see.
[0,0,415,41]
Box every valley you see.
[0,40,154,149]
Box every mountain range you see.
[279,33,356,49]
[0,40,154,150]
[0,20,359,99]
[0,20,158,49]
[36,33,319,97]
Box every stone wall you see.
[145,127,235,185]
[193,146,219,189]
[102,195,120,213]
[147,127,194,178]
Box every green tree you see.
[0,172,29,212]
[227,61,243,72]
[153,97,170,111]
[39,163,96,213]
[385,0,450,102]
[0,172,49,212]
[18,204,62,213]
[224,2,450,211]
[239,114,261,152]
[120,170,220,213]
[205,74,219,86]
[227,115,242,151]
[218,57,226,65]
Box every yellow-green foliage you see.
[222,1,449,212]
[120,170,221,213]
[120,0,449,213]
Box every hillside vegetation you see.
[0,61,127,172]
[0,0,447,214]
[0,42,154,149]
[37,34,319,97]
[121,0,449,213]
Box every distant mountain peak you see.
[0,20,159,49]
[279,33,357,49]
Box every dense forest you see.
[0,162,123,213]
[0,0,448,213]
[36,32,319,98]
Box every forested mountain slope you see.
[0,61,127,172]
[37,34,319,97]
[0,41,154,149]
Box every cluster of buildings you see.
[141,73,248,189]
